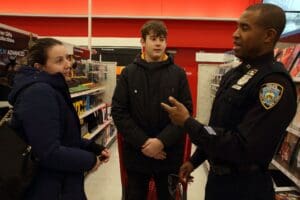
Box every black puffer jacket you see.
[112,54,193,173]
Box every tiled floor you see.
[85,142,207,200]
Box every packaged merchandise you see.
[279,132,299,165]
[275,190,300,200]
[290,55,300,77]
[276,45,300,71]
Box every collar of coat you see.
[141,53,168,62]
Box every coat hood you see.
[8,66,67,105]
[133,53,174,71]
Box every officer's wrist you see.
[183,117,195,129]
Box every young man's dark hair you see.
[246,3,286,43]
[140,20,168,41]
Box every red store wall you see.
[1,0,260,18]
[0,0,261,112]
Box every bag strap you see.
[0,82,38,127]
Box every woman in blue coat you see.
[8,38,110,200]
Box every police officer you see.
[161,3,297,200]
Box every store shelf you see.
[293,77,300,83]
[287,126,300,138]
[214,73,224,77]
[70,86,105,98]
[78,103,106,119]
[271,157,300,188]
[211,87,218,93]
[83,119,112,140]
[211,83,220,88]
[88,71,108,74]
[105,130,117,148]
[0,101,12,108]
[274,186,299,192]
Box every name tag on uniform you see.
[232,68,258,90]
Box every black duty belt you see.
[210,164,262,175]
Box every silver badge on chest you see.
[231,67,258,90]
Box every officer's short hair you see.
[140,20,168,41]
[246,3,286,43]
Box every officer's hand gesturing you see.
[161,96,190,127]
[179,161,194,183]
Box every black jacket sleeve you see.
[190,147,207,169]
[81,139,106,156]
[184,74,296,165]
[111,68,149,149]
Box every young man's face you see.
[141,31,167,62]
[232,10,269,60]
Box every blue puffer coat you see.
[8,66,103,200]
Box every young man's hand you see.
[153,151,167,160]
[141,138,164,157]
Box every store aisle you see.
[85,142,207,200]
[85,141,122,200]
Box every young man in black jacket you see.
[112,20,193,200]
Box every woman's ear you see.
[33,63,42,70]
[140,38,145,47]
[140,38,146,53]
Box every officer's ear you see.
[264,28,277,44]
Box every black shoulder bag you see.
[0,109,38,200]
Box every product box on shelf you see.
[89,94,103,108]
[88,62,107,83]
[94,130,106,146]
[81,123,89,137]
[106,105,112,120]
[74,62,87,77]
[109,124,115,137]
[100,106,108,121]
[291,142,300,171]
[290,54,300,77]
[279,132,299,165]
[73,98,85,116]
[290,100,300,131]
[104,127,109,145]
[276,44,300,71]
[85,113,99,133]
[275,190,300,200]
[72,94,104,117]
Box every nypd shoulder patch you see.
[259,83,284,110]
